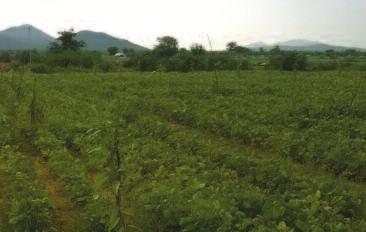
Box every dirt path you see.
[16,140,88,232]
[33,156,84,232]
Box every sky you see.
[0,0,365,49]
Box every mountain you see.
[76,30,147,51]
[277,39,319,47]
[0,24,147,51]
[247,41,267,49]
[0,25,54,50]
[247,39,366,52]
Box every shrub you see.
[0,51,12,62]
[317,61,338,71]
[45,51,101,69]
[270,52,308,71]
[97,61,113,72]
[31,64,51,74]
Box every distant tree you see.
[226,42,250,54]
[226,42,238,52]
[49,29,86,52]
[270,45,281,54]
[121,48,136,56]
[259,47,265,53]
[0,51,12,62]
[190,43,206,56]
[107,46,119,56]
[344,49,357,56]
[233,46,251,54]
[270,51,308,71]
[294,53,307,71]
[179,48,189,53]
[325,49,336,58]
[154,36,179,57]
[14,51,31,64]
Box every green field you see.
[1,70,366,231]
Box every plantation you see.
[1,70,366,231]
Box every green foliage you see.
[125,51,251,72]
[14,50,31,64]
[0,51,12,62]
[45,50,101,69]
[153,36,179,58]
[226,41,238,52]
[316,61,338,71]
[190,43,206,56]
[2,71,366,231]
[0,147,55,231]
[107,46,119,56]
[270,45,281,54]
[270,52,308,71]
[97,60,114,73]
[49,29,86,52]
[226,41,251,54]
[31,64,51,74]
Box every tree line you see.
[0,29,365,73]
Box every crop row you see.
[0,146,55,231]
[41,101,366,231]
[123,71,366,181]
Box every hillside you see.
[247,39,366,52]
[0,25,54,50]
[0,24,147,51]
[75,30,147,52]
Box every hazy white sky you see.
[1,0,365,49]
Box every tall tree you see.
[227,42,250,54]
[107,46,119,56]
[226,41,238,52]
[190,43,206,56]
[49,29,86,52]
[153,36,179,57]
[270,45,281,54]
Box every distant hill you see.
[0,25,54,50]
[247,39,366,52]
[0,24,147,51]
[76,30,147,52]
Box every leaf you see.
[122,207,134,216]
[115,182,121,195]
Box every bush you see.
[0,62,11,72]
[124,51,251,72]
[206,54,250,71]
[124,52,158,71]
[356,63,366,71]
[45,51,101,69]
[317,61,338,71]
[97,61,113,73]
[0,51,12,62]
[31,64,51,74]
[270,52,308,71]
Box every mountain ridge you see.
[75,30,146,51]
[0,25,54,50]
[247,39,366,52]
[1,25,365,52]
[0,24,147,51]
